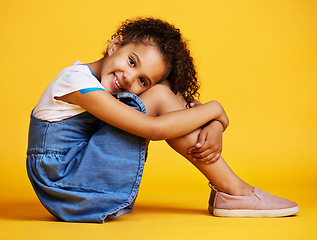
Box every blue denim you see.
[26,93,147,223]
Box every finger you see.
[189,145,215,156]
[188,145,210,154]
[188,139,209,153]
[189,149,213,159]
[196,152,218,163]
[189,144,220,157]
[205,153,221,164]
[187,146,196,154]
[195,131,208,149]
[189,143,213,153]
[189,139,215,153]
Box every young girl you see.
[27,17,299,223]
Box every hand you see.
[187,120,223,164]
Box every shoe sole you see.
[210,206,299,218]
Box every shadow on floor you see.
[134,204,208,216]
[0,201,57,222]
[0,200,208,222]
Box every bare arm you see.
[190,99,229,131]
[58,90,228,140]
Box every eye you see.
[139,77,146,86]
[128,57,135,67]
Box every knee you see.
[139,84,176,110]
[139,83,186,116]
[141,84,175,101]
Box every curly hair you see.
[104,17,200,105]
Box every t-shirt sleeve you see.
[52,71,105,98]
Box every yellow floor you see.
[1,178,316,240]
[1,144,316,240]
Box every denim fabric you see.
[26,93,147,223]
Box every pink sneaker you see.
[208,184,299,217]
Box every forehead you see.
[121,43,167,83]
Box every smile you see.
[113,73,124,90]
[115,78,122,89]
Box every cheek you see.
[104,56,124,72]
[128,84,148,95]
[113,55,127,68]
[129,87,143,95]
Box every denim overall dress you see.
[26,93,147,223]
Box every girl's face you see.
[100,38,166,95]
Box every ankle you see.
[215,182,253,196]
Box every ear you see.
[108,35,123,55]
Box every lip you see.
[112,73,124,91]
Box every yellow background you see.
[0,0,316,239]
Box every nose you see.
[123,70,138,86]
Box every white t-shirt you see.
[33,60,105,122]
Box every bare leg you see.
[139,85,253,196]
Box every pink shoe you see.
[208,184,299,217]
